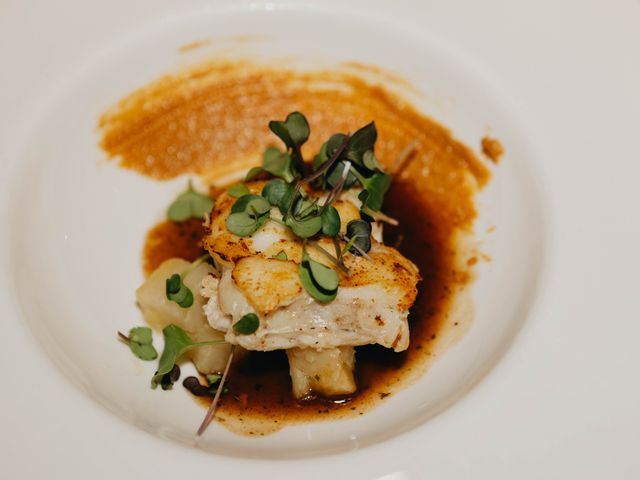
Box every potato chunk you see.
[287,347,356,399]
[136,258,231,373]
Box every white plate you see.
[1,0,639,478]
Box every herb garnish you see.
[273,250,288,261]
[165,254,210,308]
[117,327,158,361]
[151,324,225,389]
[298,247,339,302]
[268,112,310,174]
[227,183,250,198]
[320,205,341,237]
[223,112,396,303]
[233,313,260,335]
[226,194,271,237]
[344,219,372,255]
[354,171,391,212]
[166,273,194,308]
[167,180,214,222]
[197,345,236,436]
[286,204,323,238]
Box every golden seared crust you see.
[203,181,266,262]
[205,182,365,262]
[203,180,419,313]
[341,243,420,311]
[331,198,361,233]
[259,238,304,263]
[232,257,303,315]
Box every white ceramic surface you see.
[1,0,639,478]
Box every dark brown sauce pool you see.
[143,180,469,434]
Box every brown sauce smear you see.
[481,135,504,163]
[99,60,491,434]
[143,219,207,276]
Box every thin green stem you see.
[181,253,211,278]
[350,168,367,187]
[341,235,358,257]
[191,340,227,347]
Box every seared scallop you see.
[200,181,420,398]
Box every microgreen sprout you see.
[117,327,157,361]
[167,180,214,222]
[151,324,226,389]
[225,112,396,303]
[165,254,210,308]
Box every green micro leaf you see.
[312,142,329,170]
[163,255,211,309]
[321,206,341,237]
[355,171,392,211]
[326,161,357,188]
[227,194,271,236]
[273,250,288,261]
[346,122,377,165]
[286,214,322,238]
[151,324,225,389]
[130,343,158,361]
[129,326,153,345]
[231,194,271,215]
[167,181,214,222]
[262,147,295,182]
[261,179,290,207]
[318,134,357,188]
[326,133,348,159]
[308,257,339,291]
[233,313,260,335]
[360,204,375,223]
[245,166,265,181]
[345,219,372,255]
[226,212,261,237]
[119,327,158,361]
[227,183,250,198]
[294,198,319,218]
[298,250,338,303]
[166,273,181,294]
[268,112,310,151]
[278,183,301,215]
[165,273,194,308]
[362,150,382,171]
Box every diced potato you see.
[287,347,357,399]
[187,321,232,374]
[136,258,192,331]
[136,258,231,373]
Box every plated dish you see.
[99,61,496,435]
[6,0,637,476]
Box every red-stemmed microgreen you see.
[307,240,350,275]
[197,345,236,436]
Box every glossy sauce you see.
[100,60,492,434]
[139,180,460,434]
[212,180,461,434]
[143,219,208,275]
